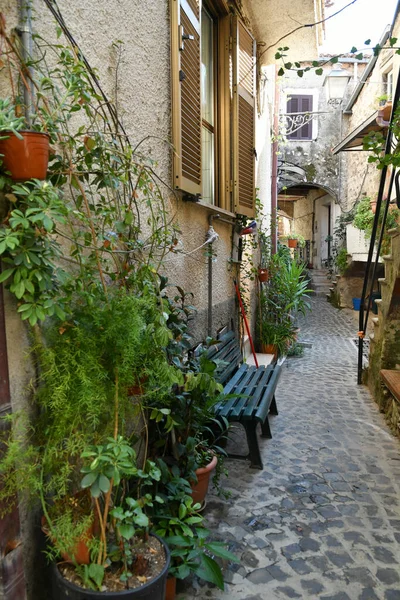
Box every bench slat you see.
[216,365,253,419]
[242,365,274,418]
[228,366,259,418]
[254,364,282,422]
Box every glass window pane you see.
[202,127,214,204]
[201,9,213,126]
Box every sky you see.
[320,0,399,54]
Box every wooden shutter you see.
[171,0,202,197]
[287,95,313,140]
[232,17,256,217]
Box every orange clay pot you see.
[190,454,218,507]
[0,131,49,181]
[288,238,298,248]
[165,576,176,600]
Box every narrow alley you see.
[185,298,400,600]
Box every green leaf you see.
[118,524,135,540]
[364,39,371,45]
[278,67,285,77]
[297,70,304,78]
[0,268,15,283]
[350,46,357,53]
[81,472,97,488]
[88,564,104,589]
[205,542,239,562]
[196,554,224,589]
[98,474,111,493]
[134,512,149,527]
[13,281,25,299]
[315,68,323,76]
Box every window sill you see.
[184,198,236,222]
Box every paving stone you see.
[326,550,355,568]
[344,567,376,586]
[266,565,289,581]
[372,546,397,564]
[281,543,301,558]
[275,587,302,598]
[245,568,274,584]
[299,537,320,552]
[241,550,259,568]
[320,593,352,600]
[376,568,400,585]
[359,589,380,600]
[384,591,400,600]
[287,558,313,575]
[300,578,325,595]
[343,531,368,545]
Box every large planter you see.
[0,131,49,181]
[260,343,278,359]
[51,534,170,600]
[190,454,218,508]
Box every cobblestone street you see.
[182,298,400,600]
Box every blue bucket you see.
[352,297,361,311]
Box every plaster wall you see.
[242,0,324,64]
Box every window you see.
[201,6,215,204]
[170,0,256,217]
[286,95,313,140]
[383,70,393,100]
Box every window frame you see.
[286,94,314,141]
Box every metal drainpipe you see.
[18,0,34,125]
[271,66,280,254]
[207,214,220,337]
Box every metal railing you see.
[357,77,400,384]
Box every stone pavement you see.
[181,298,400,600]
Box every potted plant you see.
[149,464,238,598]
[280,233,306,248]
[0,98,50,181]
[51,435,171,599]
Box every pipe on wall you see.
[18,0,34,125]
[271,66,280,254]
[207,214,220,337]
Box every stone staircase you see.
[309,269,332,297]
[366,225,400,434]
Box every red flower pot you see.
[258,268,269,282]
[190,454,218,507]
[41,515,94,565]
[0,131,49,181]
[288,238,298,248]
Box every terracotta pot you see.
[377,101,392,122]
[258,268,269,282]
[0,131,49,181]
[42,515,94,565]
[288,238,298,248]
[165,576,176,600]
[190,454,218,507]
[260,343,278,359]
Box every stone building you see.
[0,0,323,597]
[332,7,400,434]
[278,56,368,270]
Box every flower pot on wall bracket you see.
[190,454,218,508]
[288,238,298,248]
[0,131,49,181]
[377,101,392,123]
[258,268,269,282]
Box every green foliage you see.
[335,247,349,275]
[257,250,311,356]
[0,99,25,137]
[280,232,306,247]
[353,196,399,256]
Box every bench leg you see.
[270,394,278,415]
[261,417,272,439]
[244,422,263,470]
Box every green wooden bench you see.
[206,331,281,469]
